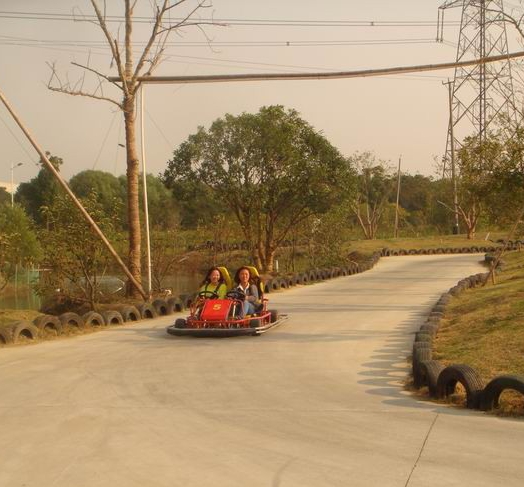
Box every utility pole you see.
[10,162,22,207]
[394,155,401,238]
[444,79,460,234]
[140,84,152,298]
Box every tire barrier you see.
[480,375,524,411]
[384,245,501,257]
[117,305,141,322]
[59,312,85,329]
[178,293,194,310]
[33,314,63,336]
[0,327,13,345]
[10,321,40,343]
[83,311,105,327]
[138,303,158,320]
[411,268,524,414]
[152,298,171,316]
[436,364,484,409]
[419,360,445,398]
[167,296,184,313]
[101,310,124,326]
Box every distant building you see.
[0,181,18,193]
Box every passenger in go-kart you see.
[233,266,261,317]
[199,267,227,299]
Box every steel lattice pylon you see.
[439,0,517,177]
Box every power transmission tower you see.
[438,0,518,178]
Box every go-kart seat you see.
[217,266,233,290]
[244,265,266,312]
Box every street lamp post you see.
[10,162,23,207]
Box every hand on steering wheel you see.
[226,289,246,301]
[197,290,219,299]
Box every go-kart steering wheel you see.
[226,289,246,301]
[197,290,219,299]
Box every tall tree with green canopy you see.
[0,205,42,291]
[70,170,126,225]
[15,153,64,227]
[164,105,352,272]
[0,187,10,206]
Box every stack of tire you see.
[412,272,524,412]
[0,296,187,346]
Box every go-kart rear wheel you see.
[270,309,279,323]
[174,318,187,329]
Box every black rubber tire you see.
[271,279,281,291]
[270,309,279,323]
[480,375,524,411]
[415,332,433,343]
[412,341,431,354]
[418,360,445,397]
[0,326,13,345]
[250,318,261,328]
[436,364,485,409]
[138,303,158,320]
[413,348,432,388]
[33,314,63,336]
[83,311,106,327]
[102,310,124,326]
[178,293,194,309]
[58,312,85,329]
[174,318,187,329]
[152,298,170,316]
[420,323,438,336]
[118,305,141,322]
[167,296,184,312]
[10,321,40,342]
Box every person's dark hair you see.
[200,267,225,287]
[234,266,251,284]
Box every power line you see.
[0,10,461,27]
[0,36,438,48]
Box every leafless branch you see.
[89,0,130,97]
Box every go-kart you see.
[166,288,287,337]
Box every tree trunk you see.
[123,95,142,296]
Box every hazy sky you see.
[0,1,520,187]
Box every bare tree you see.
[348,153,393,240]
[48,0,215,296]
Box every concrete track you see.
[1,254,523,487]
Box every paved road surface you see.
[1,254,523,487]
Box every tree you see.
[164,105,352,272]
[47,0,214,296]
[16,153,64,227]
[348,152,393,239]
[0,205,42,292]
[139,174,179,230]
[0,187,10,206]
[37,192,121,310]
[451,133,503,238]
[70,170,126,225]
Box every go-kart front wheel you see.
[174,318,187,329]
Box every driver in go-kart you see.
[198,267,227,299]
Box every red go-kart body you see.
[166,292,285,337]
